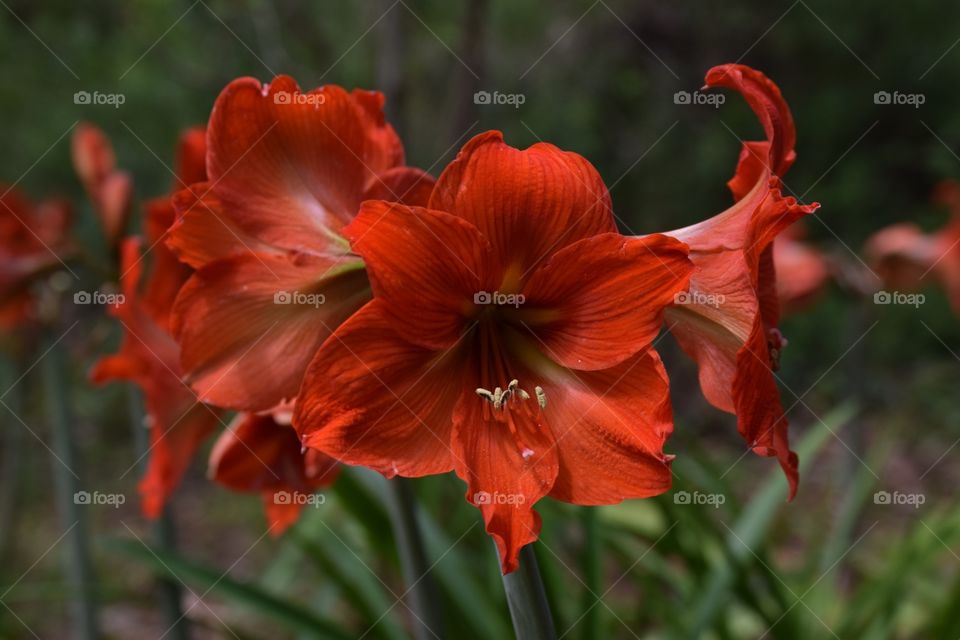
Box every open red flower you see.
[294,131,693,573]
[660,64,819,498]
[865,179,960,315]
[91,129,223,518]
[0,186,72,328]
[209,412,339,533]
[72,123,133,249]
[168,76,435,413]
[774,222,831,315]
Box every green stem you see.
[501,544,557,640]
[580,506,601,640]
[386,477,442,640]
[42,340,99,640]
[127,386,189,640]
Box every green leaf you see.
[687,402,859,638]
[110,538,351,640]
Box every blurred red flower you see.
[661,64,819,498]
[294,131,693,573]
[0,186,72,328]
[865,179,960,314]
[168,76,434,413]
[91,129,224,518]
[774,223,831,315]
[72,123,133,249]
[209,412,339,533]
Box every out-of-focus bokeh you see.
[2,1,959,638]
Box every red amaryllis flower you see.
[91,129,223,518]
[209,412,339,533]
[72,123,133,249]
[660,64,819,498]
[865,179,960,315]
[169,76,434,413]
[774,223,830,315]
[0,186,72,328]
[294,131,693,573]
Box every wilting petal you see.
[452,356,559,574]
[295,301,463,477]
[429,131,616,274]
[204,76,407,255]
[521,233,692,370]
[344,201,493,349]
[542,349,674,503]
[173,251,369,411]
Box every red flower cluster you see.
[0,186,72,328]
[83,125,338,532]
[77,64,819,570]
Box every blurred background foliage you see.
[2,0,960,638]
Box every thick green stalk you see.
[0,356,23,563]
[501,544,557,640]
[386,477,442,640]
[42,340,99,640]
[580,506,601,640]
[127,386,189,640]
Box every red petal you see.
[363,166,435,207]
[175,127,207,187]
[452,356,559,575]
[544,349,674,503]
[210,413,339,493]
[91,239,222,517]
[521,233,692,370]
[774,232,830,314]
[204,76,408,255]
[71,123,132,246]
[295,301,464,478]
[141,198,192,328]
[429,131,617,274]
[344,201,493,350]
[167,183,275,269]
[705,64,796,197]
[172,252,369,411]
